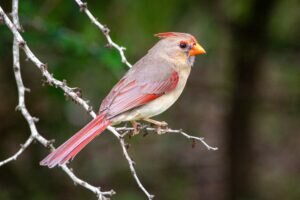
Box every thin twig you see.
[74,0,132,68]
[61,165,116,199]
[108,127,155,200]
[0,136,34,167]
[115,127,218,151]
[119,138,155,200]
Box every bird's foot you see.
[144,118,168,135]
[130,121,142,136]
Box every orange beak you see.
[189,43,206,56]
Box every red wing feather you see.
[101,71,179,118]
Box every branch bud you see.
[88,105,93,112]
[125,143,131,149]
[102,25,110,34]
[142,131,149,137]
[79,2,88,12]
[62,79,67,87]
[18,40,26,48]
[15,105,21,111]
[32,117,40,122]
[105,43,113,48]
[17,25,24,33]
[46,139,55,148]
[72,87,83,98]
[24,87,31,92]
[13,66,19,72]
[131,160,136,166]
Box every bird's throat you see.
[188,56,195,66]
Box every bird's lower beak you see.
[189,43,206,56]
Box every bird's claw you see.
[151,121,168,135]
[130,121,142,136]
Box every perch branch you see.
[116,127,218,151]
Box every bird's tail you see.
[40,113,111,168]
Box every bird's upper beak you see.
[189,43,206,56]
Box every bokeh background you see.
[0,0,300,200]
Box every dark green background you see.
[0,0,300,200]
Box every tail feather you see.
[40,114,111,168]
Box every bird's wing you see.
[99,59,179,118]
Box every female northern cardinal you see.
[40,32,206,168]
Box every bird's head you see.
[153,32,206,66]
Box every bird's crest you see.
[154,32,197,43]
[154,32,178,38]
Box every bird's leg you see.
[143,118,168,134]
[143,118,168,127]
[130,120,141,136]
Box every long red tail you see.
[40,113,111,168]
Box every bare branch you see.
[175,129,218,150]
[119,138,155,200]
[108,127,155,200]
[0,136,34,167]
[74,0,132,68]
[116,127,218,151]
[0,3,114,200]
[61,165,116,199]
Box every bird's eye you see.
[179,42,187,49]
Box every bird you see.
[40,32,206,168]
